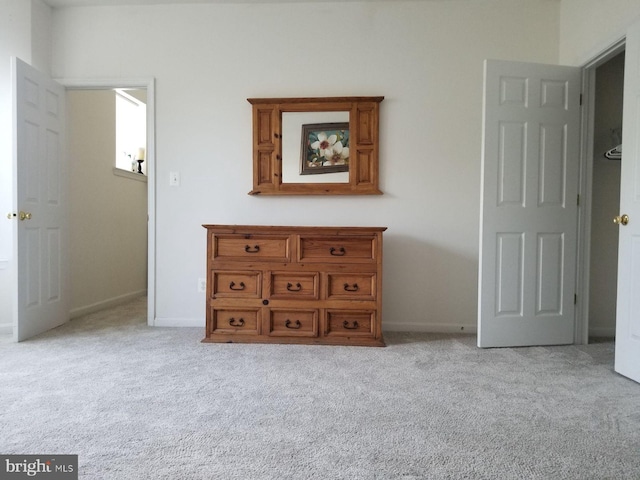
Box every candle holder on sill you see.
[137,159,144,174]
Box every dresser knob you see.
[262,299,269,305]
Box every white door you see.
[478,60,582,348]
[12,57,69,341]
[614,22,640,383]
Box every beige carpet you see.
[1,297,639,479]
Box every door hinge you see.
[574,294,577,305]
[577,194,580,206]
[580,93,583,106]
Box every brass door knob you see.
[613,214,629,226]
[19,211,32,221]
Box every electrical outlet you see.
[198,278,206,293]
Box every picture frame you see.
[300,122,350,175]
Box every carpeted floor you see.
[1,297,639,479]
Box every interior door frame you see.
[59,77,156,326]
[575,38,626,344]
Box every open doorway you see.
[66,88,148,319]
[587,52,625,339]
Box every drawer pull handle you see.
[285,319,302,329]
[343,283,359,292]
[286,282,302,292]
[229,317,245,327]
[343,320,359,330]
[330,247,346,256]
[245,245,260,253]
[229,281,246,291]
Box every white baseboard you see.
[588,326,616,337]
[70,290,147,319]
[152,317,204,327]
[149,319,605,338]
[151,318,474,332]
[383,322,477,334]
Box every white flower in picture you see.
[310,132,337,157]
[323,141,349,165]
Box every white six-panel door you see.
[12,58,69,341]
[614,22,640,383]
[478,60,581,348]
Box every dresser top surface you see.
[203,225,387,234]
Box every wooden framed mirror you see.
[247,96,383,195]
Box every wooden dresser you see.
[203,225,386,346]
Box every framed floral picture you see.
[300,122,350,175]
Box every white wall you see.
[0,0,51,333]
[67,89,148,317]
[50,0,561,330]
[30,0,51,74]
[0,0,29,332]
[559,0,640,65]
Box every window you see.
[115,89,147,175]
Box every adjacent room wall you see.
[67,89,147,317]
[51,0,561,330]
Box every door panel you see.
[537,232,564,315]
[479,60,581,347]
[615,21,640,383]
[540,124,568,205]
[13,57,68,341]
[496,233,523,316]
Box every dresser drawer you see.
[212,234,290,262]
[298,236,376,263]
[325,310,375,338]
[269,272,319,299]
[209,307,260,335]
[268,309,318,337]
[212,271,261,298]
[327,273,376,300]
